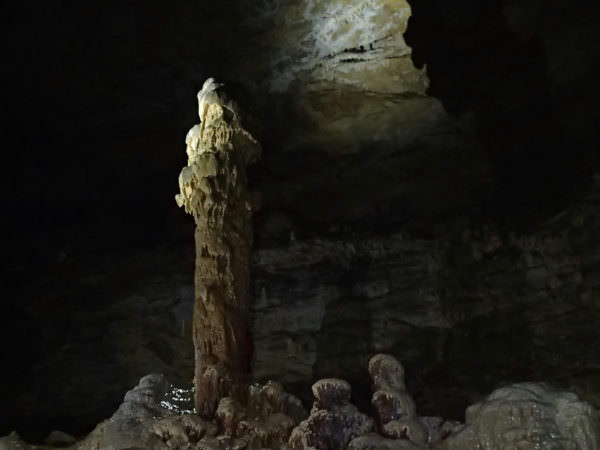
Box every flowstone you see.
[176,78,262,416]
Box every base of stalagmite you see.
[3,355,599,450]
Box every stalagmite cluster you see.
[176,78,262,416]
[3,355,599,449]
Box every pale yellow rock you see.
[239,0,427,95]
[176,78,261,416]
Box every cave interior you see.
[3,0,600,443]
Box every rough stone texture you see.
[369,355,428,446]
[77,374,196,450]
[441,383,600,450]
[237,0,491,230]
[69,374,303,450]
[5,0,600,440]
[251,177,600,417]
[176,78,262,415]
[348,433,425,450]
[214,381,306,449]
[289,378,374,449]
[0,432,31,450]
[3,364,600,450]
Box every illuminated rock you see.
[176,78,261,416]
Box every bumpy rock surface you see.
[289,378,374,449]
[368,355,428,446]
[237,0,490,228]
[348,433,426,450]
[176,78,262,415]
[4,361,600,450]
[76,374,305,450]
[251,178,600,416]
[78,374,198,449]
[215,381,306,449]
[441,382,600,450]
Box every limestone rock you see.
[238,0,427,95]
[0,431,31,450]
[176,78,262,415]
[368,355,428,447]
[110,373,172,424]
[223,0,490,229]
[76,374,303,450]
[213,381,306,449]
[251,181,600,414]
[288,378,374,450]
[246,380,307,425]
[348,433,425,450]
[441,382,600,450]
[151,414,218,449]
[44,430,76,447]
[194,354,246,420]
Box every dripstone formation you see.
[2,355,599,449]
[176,78,262,416]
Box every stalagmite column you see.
[176,78,261,417]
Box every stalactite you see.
[176,78,261,417]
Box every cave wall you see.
[3,0,600,440]
[250,179,600,418]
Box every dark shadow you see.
[405,0,592,227]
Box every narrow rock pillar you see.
[176,78,261,416]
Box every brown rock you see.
[176,78,262,416]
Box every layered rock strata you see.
[222,0,491,229]
[176,78,262,415]
[251,177,600,413]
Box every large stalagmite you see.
[176,78,261,416]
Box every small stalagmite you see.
[176,78,261,417]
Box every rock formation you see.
[441,383,600,450]
[215,381,307,449]
[289,378,374,449]
[368,355,428,446]
[251,176,600,414]
[3,356,600,449]
[176,78,262,416]
[234,0,490,229]
[76,375,305,450]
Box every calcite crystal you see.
[176,78,261,416]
